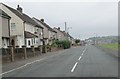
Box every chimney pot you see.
[58,27,60,30]
[41,19,44,22]
[17,5,23,13]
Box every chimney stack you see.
[17,5,23,13]
[41,19,44,22]
[58,27,60,30]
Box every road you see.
[2,45,118,77]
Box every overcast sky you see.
[2,0,118,39]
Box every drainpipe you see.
[8,18,11,46]
[42,28,44,45]
[42,28,46,53]
[23,21,26,46]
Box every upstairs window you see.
[11,23,16,31]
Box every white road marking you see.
[71,62,78,72]
[83,48,86,53]
[78,48,86,60]
[81,53,83,56]
[0,64,26,76]
[83,48,87,54]
[78,56,82,60]
[0,58,44,76]
[71,47,87,72]
[0,49,68,76]
[1,47,87,75]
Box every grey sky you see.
[2,1,118,39]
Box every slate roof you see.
[3,3,43,29]
[67,33,74,39]
[25,31,38,38]
[53,27,64,34]
[33,17,57,33]
[53,27,73,39]
[62,31,73,39]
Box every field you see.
[99,44,119,51]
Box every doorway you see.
[11,39,15,47]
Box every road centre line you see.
[71,62,78,72]
[81,53,83,56]
[78,56,82,60]
[83,48,86,53]
[78,48,86,60]
[1,47,87,75]
[71,47,87,72]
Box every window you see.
[31,39,33,45]
[36,39,38,44]
[36,28,39,32]
[11,23,16,30]
[28,40,30,46]
[35,28,38,34]
[34,38,35,44]
[40,32,43,35]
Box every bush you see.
[75,39,80,44]
[42,45,46,53]
[61,40,71,49]
[51,42,58,47]
[52,40,71,49]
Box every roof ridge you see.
[3,3,43,28]
[33,17,57,33]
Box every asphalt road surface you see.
[2,45,118,77]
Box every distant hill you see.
[87,36,118,44]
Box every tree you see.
[75,39,80,44]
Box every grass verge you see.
[99,44,118,51]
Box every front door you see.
[27,39,31,48]
[11,39,15,48]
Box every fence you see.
[2,45,45,63]
[2,48,11,63]
[2,45,61,63]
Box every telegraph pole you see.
[65,22,72,33]
[65,22,67,33]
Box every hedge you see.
[53,40,71,49]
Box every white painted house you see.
[0,9,11,48]
[1,3,43,48]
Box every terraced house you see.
[64,32,75,45]
[53,27,66,41]
[0,9,11,48]
[33,18,57,45]
[62,31,74,42]
[54,27,75,45]
[1,3,44,48]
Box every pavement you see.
[1,45,118,77]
